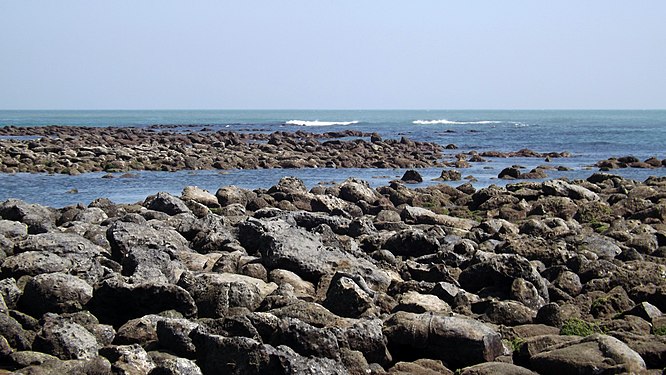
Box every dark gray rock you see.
[177,272,276,318]
[0,313,34,350]
[401,170,423,183]
[19,272,93,317]
[324,272,375,318]
[155,318,199,358]
[0,199,58,234]
[144,192,191,216]
[384,229,440,257]
[100,344,156,374]
[191,330,348,375]
[33,319,100,360]
[149,351,203,375]
[89,277,197,327]
[0,219,28,240]
[238,217,392,290]
[458,252,549,303]
[383,311,503,368]
[106,220,189,261]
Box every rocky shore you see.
[0,173,665,374]
[0,126,444,173]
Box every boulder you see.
[191,330,348,375]
[458,252,549,302]
[0,219,28,240]
[156,318,199,358]
[383,311,503,368]
[543,180,599,201]
[19,272,93,317]
[324,272,375,318]
[529,334,646,374]
[181,186,220,208]
[384,229,440,257]
[0,313,34,350]
[339,179,379,204]
[394,291,451,314]
[401,206,477,230]
[436,170,462,181]
[144,192,191,215]
[215,185,249,207]
[100,344,156,374]
[33,319,100,360]
[460,362,537,375]
[89,277,197,327]
[0,199,58,234]
[106,220,189,260]
[177,272,277,318]
[401,170,423,183]
[238,217,393,290]
[149,351,203,375]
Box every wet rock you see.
[436,169,462,181]
[498,167,521,179]
[401,170,423,183]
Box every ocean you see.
[1,110,665,207]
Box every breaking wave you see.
[412,119,502,125]
[285,120,360,127]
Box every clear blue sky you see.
[1,1,664,110]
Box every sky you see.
[0,1,665,110]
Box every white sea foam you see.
[412,119,502,125]
[285,120,360,127]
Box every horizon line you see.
[1,108,665,111]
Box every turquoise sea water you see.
[1,110,665,207]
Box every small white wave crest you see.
[286,120,359,127]
[412,119,502,125]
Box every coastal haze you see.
[1,2,666,375]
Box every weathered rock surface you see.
[0,174,664,373]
